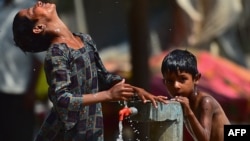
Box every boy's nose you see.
[174,81,181,88]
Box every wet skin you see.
[163,71,230,141]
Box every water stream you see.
[116,101,127,141]
[116,120,123,141]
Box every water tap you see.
[119,107,138,121]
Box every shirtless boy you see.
[161,49,230,141]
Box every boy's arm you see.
[176,96,213,141]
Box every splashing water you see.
[117,101,142,141]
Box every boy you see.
[161,49,230,141]
[12,1,167,140]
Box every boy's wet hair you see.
[161,49,199,78]
[12,12,53,53]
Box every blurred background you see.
[1,0,250,141]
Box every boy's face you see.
[19,1,56,22]
[163,70,198,98]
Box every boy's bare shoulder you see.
[199,91,230,122]
[199,91,216,102]
[195,91,219,111]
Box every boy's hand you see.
[132,86,168,108]
[173,96,192,116]
[108,79,134,101]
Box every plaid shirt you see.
[35,33,105,141]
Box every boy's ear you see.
[194,73,201,84]
[33,24,46,34]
